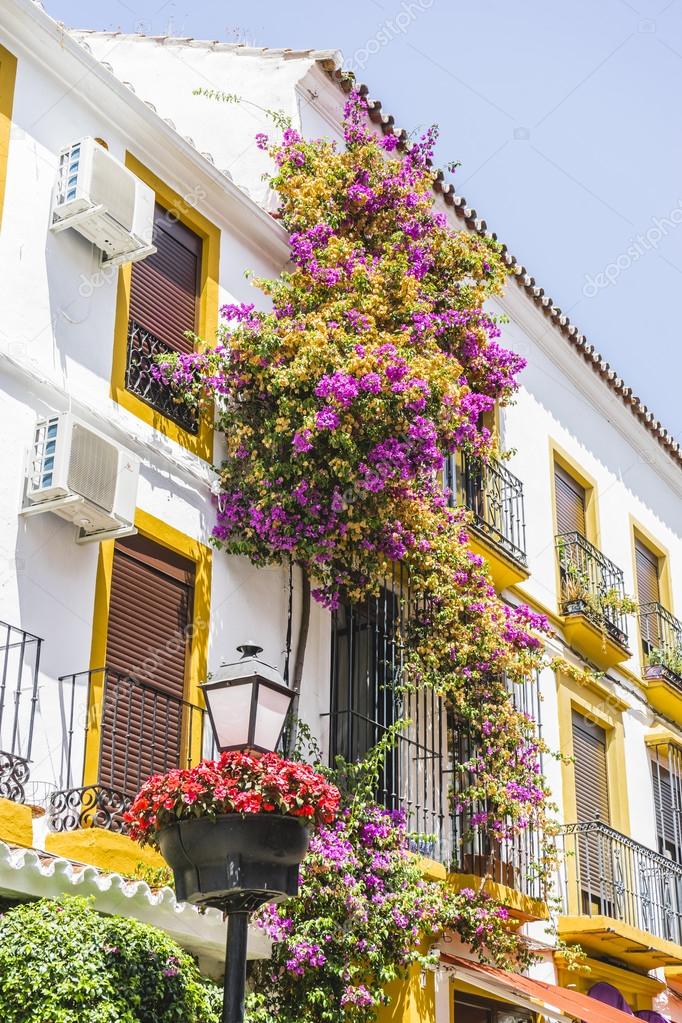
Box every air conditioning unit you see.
[22,414,139,544]
[50,138,156,267]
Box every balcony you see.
[559,818,682,968]
[0,621,42,805]
[556,532,631,669]
[639,603,682,717]
[46,667,212,834]
[447,453,529,591]
[125,319,199,435]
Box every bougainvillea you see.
[244,744,534,1023]
[155,93,555,889]
[124,751,340,847]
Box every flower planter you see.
[157,813,310,911]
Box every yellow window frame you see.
[0,44,18,229]
[111,154,220,461]
[83,509,212,789]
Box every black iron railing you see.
[47,667,214,832]
[450,673,545,901]
[556,532,629,647]
[446,454,527,567]
[0,621,42,803]
[125,319,199,434]
[640,602,682,682]
[560,817,682,944]
[329,571,451,862]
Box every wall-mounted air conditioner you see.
[21,414,139,544]
[49,138,156,267]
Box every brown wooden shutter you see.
[572,710,610,825]
[129,202,200,354]
[99,534,195,797]
[635,539,660,606]
[555,465,586,536]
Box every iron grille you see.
[329,569,450,863]
[125,319,199,434]
[559,817,682,944]
[446,453,527,566]
[47,667,214,832]
[555,531,630,647]
[0,621,42,803]
[639,602,682,682]
[450,673,545,901]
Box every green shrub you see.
[0,896,221,1023]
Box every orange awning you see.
[442,953,641,1023]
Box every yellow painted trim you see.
[83,510,212,787]
[555,670,630,835]
[468,532,530,592]
[555,954,661,1010]
[560,613,630,671]
[629,515,674,613]
[418,856,447,882]
[558,914,682,970]
[0,45,17,230]
[645,726,682,750]
[549,439,601,546]
[0,797,32,846]
[641,670,682,725]
[447,871,548,922]
[45,829,166,876]
[111,153,220,461]
[377,959,436,1023]
[83,540,115,788]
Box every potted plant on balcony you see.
[124,751,340,909]
[647,645,682,684]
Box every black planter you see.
[157,813,310,912]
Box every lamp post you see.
[198,643,296,1023]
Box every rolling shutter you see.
[99,534,195,797]
[572,710,609,825]
[652,761,681,860]
[555,465,586,536]
[635,539,660,606]
[129,202,200,354]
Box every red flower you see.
[126,751,341,849]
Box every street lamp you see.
[200,642,294,754]
[197,643,299,1023]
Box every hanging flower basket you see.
[157,812,311,908]
[124,751,340,910]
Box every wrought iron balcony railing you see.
[450,673,545,903]
[446,453,527,567]
[556,532,629,648]
[639,602,682,683]
[0,621,42,804]
[47,667,214,833]
[560,817,682,944]
[125,319,199,435]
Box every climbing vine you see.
[156,90,557,940]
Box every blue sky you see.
[45,0,682,438]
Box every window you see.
[99,534,195,799]
[636,537,662,653]
[125,203,202,434]
[329,584,448,859]
[454,992,531,1023]
[651,746,682,862]
[554,464,586,537]
[572,710,610,825]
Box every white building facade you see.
[1,2,682,1019]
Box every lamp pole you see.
[223,912,249,1023]
[197,643,299,1023]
